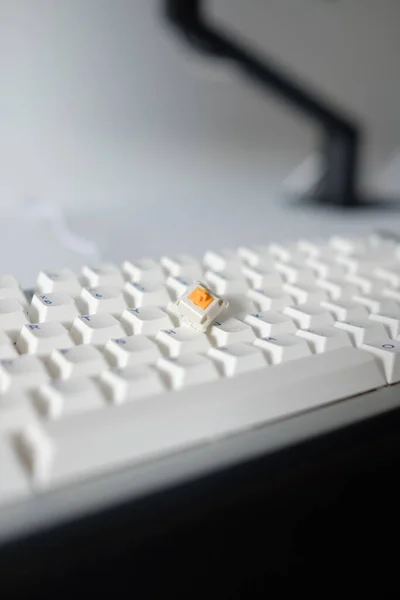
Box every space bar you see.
[42,348,385,487]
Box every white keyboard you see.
[3,232,400,542]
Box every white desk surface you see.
[1,193,399,289]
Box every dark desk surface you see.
[2,397,400,597]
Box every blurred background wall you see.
[0,0,399,283]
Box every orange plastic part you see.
[188,287,214,310]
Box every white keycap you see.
[122,258,164,284]
[254,334,312,364]
[165,301,182,327]
[166,275,191,300]
[208,342,267,376]
[205,270,247,295]
[345,273,381,295]
[203,249,241,274]
[29,293,80,326]
[334,319,388,347]
[0,392,39,432]
[80,286,127,316]
[0,298,30,341]
[320,299,369,322]
[361,338,400,384]
[157,353,219,390]
[296,239,321,257]
[283,303,334,329]
[283,283,328,305]
[121,306,173,336]
[247,287,293,311]
[70,314,126,347]
[35,378,105,419]
[329,235,367,255]
[208,318,255,347]
[48,345,108,379]
[16,322,74,357]
[36,349,384,489]
[306,257,346,279]
[156,327,211,358]
[244,311,297,337]
[358,256,396,276]
[369,312,400,339]
[14,424,54,485]
[0,330,18,360]
[374,264,400,288]
[0,355,49,393]
[297,240,336,259]
[81,264,125,289]
[296,326,352,354]
[100,365,165,404]
[104,335,160,368]
[238,245,274,267]
[0,358,12,393]
[0,437,31,504]
[241,265,282,289]
[0,275,28,307]
[274,261,316,285]
[361,339,400,384]
[268,242,304,263]
[382,288,400,303]
[352,294,399,315]
[315,278,360,301]
[36,268,81,297]
[336,253,394,276]
[124,281,171,308]
[221,294,257,320]
[161,254,203,280]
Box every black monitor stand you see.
[165,0,397,210]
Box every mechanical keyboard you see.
[2,231,400,544]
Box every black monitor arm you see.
[164,0,364,207]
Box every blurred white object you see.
[0,200,100,288]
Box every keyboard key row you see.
[5,331,400,452]
[11,348,386,489]
[5,236,400,301]
[7,262,400,332]
[1,282,400,369]
[8,331,400,419]
[2,292,400,360]
[0,326,353,398]
[34,283,173,317]
[27,284,400,330]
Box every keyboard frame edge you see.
[0,381,399,546]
